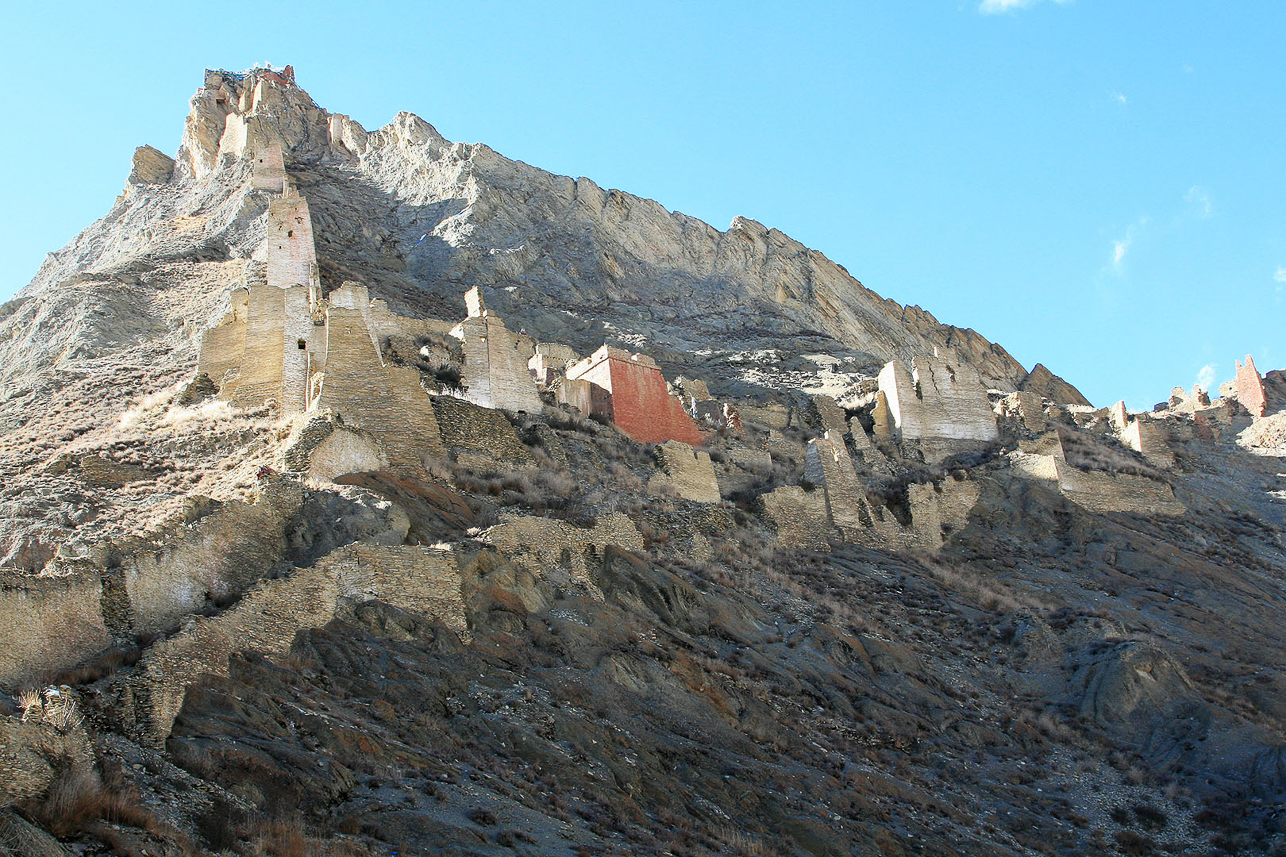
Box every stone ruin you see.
[449,286,543,412]
[874,349,999,463]
[648,440,721,503]
[1236,354,1267,418]
[1009,430,1183,516]
[562,345,704,445]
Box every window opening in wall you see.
[297,339,307,350]
[287,230,294,237]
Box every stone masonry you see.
[1236,354,1267,418]
[648,440,721,503]
[449,287,543,412]
[563,346,703,445]
[136,544,467,745]
[877,349,998,462]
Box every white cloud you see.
[1111,91,1128,107]
[1195,364,1216,393]
[1185,186,1212,218]
[979,0,1071,13]
[1274,267,1286,283]
[1112,236,1131,269]
[1108,218,1149,273]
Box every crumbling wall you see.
[1009,451,1183,515]
[324,544,468,639]
[564,346,702,445]
[137,544,468,745]
[1236,355,1267,418]
[483,513,644,593]
[1120,416,1174,468]
[314,307,444,470]
[877,351,998,461]
[648,441,721,503]
[283,415,387,481]
[0,573,109,690]
[197,288,248,391]
[762,486,831,550]
[805,435,868,532]
[430,396,531,465]
[451,315,543,412]
[115,481,303,638]
[137,565,337,745]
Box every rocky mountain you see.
[1,65,1284,857]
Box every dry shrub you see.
[916,554,1054,613]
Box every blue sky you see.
[1,1,1281,408]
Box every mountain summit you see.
[0,65,1284,856]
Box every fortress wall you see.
[138,543,470,745]
[266,194,317,291]
[280,285,313,414]
[316,307,443,471]
[805,435,868,532]
[119,482,303,638]
[0,574,109,691]
[911,354,999,442]
[1121,417,1173,468]
[762,486,831,550]
[452,315,542,412]
[1054,462,1184,516]
[249,143,285,192]
[557,378,596,416]
[1012,391,1047,432]
[230,283,287,409]
[648,440,721,503]
[138,565,338,746]
[430,396,530,464]
[484,513,643,594]
[324,544,468,639]
[197,312,246,393]
[878,355,998,454]
[809,395,850,437]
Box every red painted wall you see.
[601,357,703,445]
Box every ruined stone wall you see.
[1010,451,1183,516]
[1054,462,1184,516]
[1121,417,1173,468]
[451,315,542,412]
[565,347,703,445]
[137,564,338,745]
[115,482,303,638]
[266,193,318,292]
[196,305,246,392]
[557,378,596,416]
[483,513,644,594]
[324,544,468,639]
[0,573,109,690]
[648,441,721,503]
[1236,355,1267,418]
[430,396,531,465]
[805,435,869,532]
[137,544,468,745]
[250,143,285,192]
[314,307,444,470]
[877,353,998,460]
[228,282,287,408]
[762,486,831,550]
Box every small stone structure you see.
[877,350,999,462]
[449,287,542,412]
[1236,354,1267,418]
[648,440,721,503]
[563,345,703,445]
[431,395,532,466]
[529,342,580,386]
[1120,415,1174,468]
